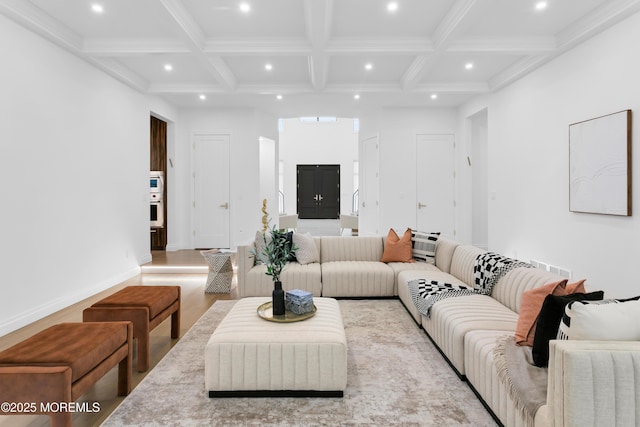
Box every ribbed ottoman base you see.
[205,297,347,397]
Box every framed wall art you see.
[569,109,632,216]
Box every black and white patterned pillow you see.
[557,296,640,341]
[410,230,440,264]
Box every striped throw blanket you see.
[409,252,531,317]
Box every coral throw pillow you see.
[515,279,567,346]
[565,279,586,294]
[381,228,415,263]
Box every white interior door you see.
[193,133,230,248]
[359,134,379,235]
[416,134,455,238]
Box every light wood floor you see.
[0,250,231,427]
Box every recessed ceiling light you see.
[535,1,548,10]
[365,63,373,71]
[91,4,104,13]
[354,94,360,100]
[430,94,438,100]
[265,63,273,71]
[276,95,283,100]
[239,3,251,13]
[465,62,474,70]
[387,2,399,12]
[199,94,206,100]
[164,64,173,71]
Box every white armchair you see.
[279,214,298,231]
[339,214,358,235]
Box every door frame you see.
[191,131,231,249]
[414,132,456,238]
[358,133,379,236]
[296,164,341,219]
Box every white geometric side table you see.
[201,250,234,294]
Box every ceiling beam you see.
[91,58,149,91]
[159,0,236,90]
[327,38,432,55]
[490,0,640,91]
[402,0,478,90]
[157,0,205,50]
[401,55,434,90]
[556,0,640,49]
[304,0,333,90]
[446,36,556,54]
[432,0,478,51]
[83,38,191,56]
[205,39,311,55]
[0,0,151,93]
[0,0,82,53]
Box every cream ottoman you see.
[205,297,347,397]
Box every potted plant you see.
[257,223,296,315]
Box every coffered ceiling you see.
[1,0,639,116]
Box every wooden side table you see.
[201,250,234,293]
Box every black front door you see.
[297,165,340,219]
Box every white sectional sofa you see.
[236,235,437,298]
[236,234,640,427]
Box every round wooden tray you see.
[257,301,317,323]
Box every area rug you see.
[102,299,497,426]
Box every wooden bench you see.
[83,285,181,372]
[0,321,132,427]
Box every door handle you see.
[318,194,323,201]
[219,202,229,209]
[313,194,318,201]
[418,202,427,209]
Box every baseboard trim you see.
[0,266,141,336]
[141,265,208,274]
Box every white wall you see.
[470,109,489,249]
[279,118,358,216]
[259,136,277,225]
[359,108,459,236]
[174,108,278,249]
[459,11,640,298]
[0,15,154,334]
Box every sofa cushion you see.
[381,228,415,263]
[434,237,460,274]
[449,245,486,285]
[558,297,640,341]
[464,330,527,426]
[321,261,394,297]
[491,267,566,314]
[388,260,439,278]
[320,236,384,262]
[531,291,605,367]
[411,230,440,264]
[422,294,518,375]
[244,262,322,297]
[397,269,453,323]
